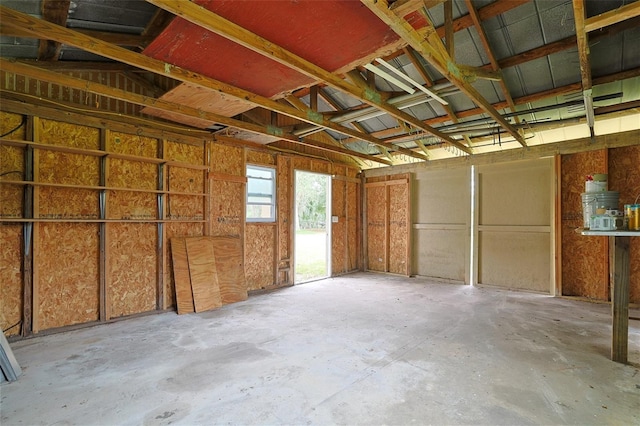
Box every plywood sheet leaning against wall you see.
[36,223,100,331]
[0,225,22,337]
[170,238,195,314]
[561,150,608,300]
[211,236,248,304]
[609,145,640,304]
[185,237,222,312]
[107,223,157,318]
[165,222,203,309]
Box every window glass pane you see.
[246,165,276,222]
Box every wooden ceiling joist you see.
[0,58,391,166]
[145,0,466,155]
[572,0,595,138]
[0,5,420,162]
[362,0,527,147]
[463,0,519,123]
[584,0,640,33]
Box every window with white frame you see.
[246,165,276,222]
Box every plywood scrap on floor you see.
[185,237,222,313]
[171,236,247,314]
[211,236,247,304]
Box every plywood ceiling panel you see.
[143,0,400,99]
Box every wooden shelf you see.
[0,138,209,170]
[0,180,208,196]
[581,230,640,237]
[0,218,207,223]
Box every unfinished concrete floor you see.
[2,273,639,425]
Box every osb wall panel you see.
[561,150,608,300]
[38,188,98,219]
[210,143,243,175]
[109,159,157,190]
[38,119,100,149]
[0,111,27,140]
[108,132,157,157]
[366,185,386,272]
[311,160,331,174]
[168,195,204,220]
[166,140,204,164]
[277,156,291,262]
[0,225,22,337]
[389,182,409,275]
[609,145,640,303]
[332,220,347,275]
[108,223,157,318]
[245,224,275,291]
[0,145,25,218]
[246,149,275,166]
[332,177,347,274]
[107,191,156,220]
[39,151,99,186]
[165,222,204,309]
[169,167,204,193]
[37,223,99,331]
[210,180,243,237]
[293,157,312,171]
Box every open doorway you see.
[294,171,331,283]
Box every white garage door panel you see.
[413,229,466,281]
[479,231,551,293]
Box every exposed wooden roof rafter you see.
[0,5,417,163]
[572,0,595,138]
[0,59,391,166]
[37,0,70,61]
[362,0,527,147]
[145,0,463,156]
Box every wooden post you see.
[156,138,166,310]
[610,235,630,363]
[21,116,35,336]
[98,128,107,322]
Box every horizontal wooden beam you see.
[584,1,640,32]
[364,128,640,176]
[0,59,391,166]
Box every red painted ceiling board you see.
[144,0,400,98]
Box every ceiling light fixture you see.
[374,58,449,105]
[363,63,416,95]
